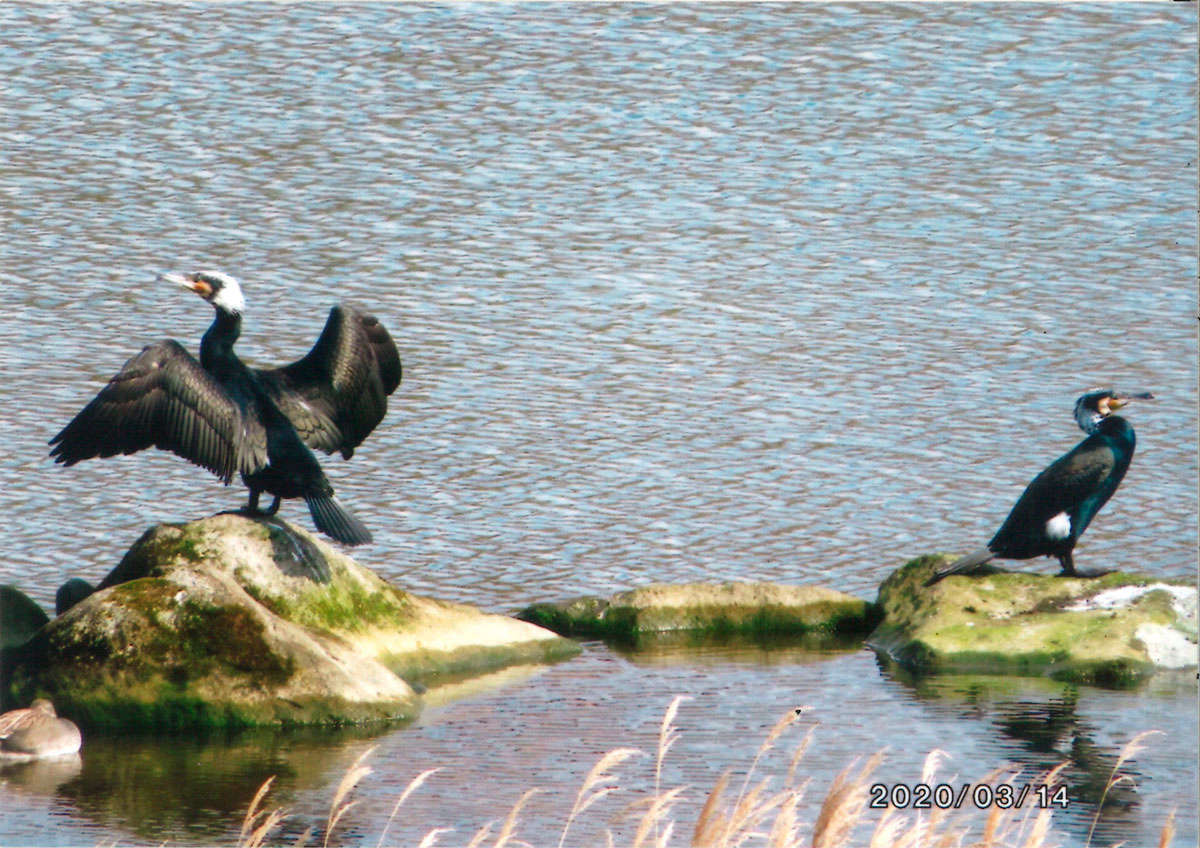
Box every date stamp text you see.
[868,782,1069,810]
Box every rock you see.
[1,586,49,650]
[55,579,94,616]
[3,514,578,730]
[518,582,879,643]
[0,699,81,760]
[867,555,1199,686]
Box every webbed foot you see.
[235,490,280,516]
[1057,567,1114,579]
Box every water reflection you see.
[51,727,387,843]
[608,630,864,664]
[883,668,1186,846]
[0,754,82,795]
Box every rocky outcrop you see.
[3,515,578,730]
[54,579,94,616]
[867,555,1198,686]
[519,582,879,643]
[1,586,49,650]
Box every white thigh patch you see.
[1046,511,1072,540]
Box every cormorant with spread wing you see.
[926,389,1152,585]
[49,271,401,545]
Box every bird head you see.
[1074,388,1153,433]
[160,270,246,315]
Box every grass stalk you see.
[377,767,441,848]
[653,695,690,847]
[238,776,284,848]
[1084,730,1163,848]
[1157,808,1176,848]
[324,745,375,848]
[558,747,643,848]
[494,788,539,848]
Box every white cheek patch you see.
[1046,511,1072,540]
[213,284,246,314]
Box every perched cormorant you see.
[926,389,1152,585]
[49,271,401,546]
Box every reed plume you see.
[324,746,375,848]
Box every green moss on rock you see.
[867,555,1197,687]
[518,582,879,645]
[518,596,615,639]
[265,579,413,636]
[4,514,573,729]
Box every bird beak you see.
[1109,391,1154,410]
[159,271,212,299]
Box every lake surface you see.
[0,3,1196,847]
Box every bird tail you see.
[925,547,995,586]
[306,495,373,546]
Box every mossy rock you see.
[3,514,577,730]
[518,582,879,644]
[867,555,1198,687]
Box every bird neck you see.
[1097,415,1135,449]
[1075,406,1104,434]
[200,307,242,370]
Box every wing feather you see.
[257,305,402,459]
[992,436,1117,548]
[1029,442,1117,516]
[49,340,267,483]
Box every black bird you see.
[927,389,1152,585]
[49,271,401,545]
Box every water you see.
[0,3,1196,846]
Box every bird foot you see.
[231,494,281,517]
[221,508,291,535]
[220,507,267,518]
[1057,567,1115,579]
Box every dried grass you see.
[811,750,885,848]
[1157,808,1176,848]
[377,767,441,848]
[1085,730,1164,848]
[654,696,691,840]
[631,785,688,848]
[229,699,1169,848]
[324,745,375,848]
[559,747,643,848]
[494,788,539,848]
[238,776,284,848]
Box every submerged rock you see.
[519,582,879,643]
[1,586,49,650]
[3,514,577,730]
[867,555,1199,687]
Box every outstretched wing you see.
[256,305,401,459]
[49,340,268,484]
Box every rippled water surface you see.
[0,4,1196,847]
